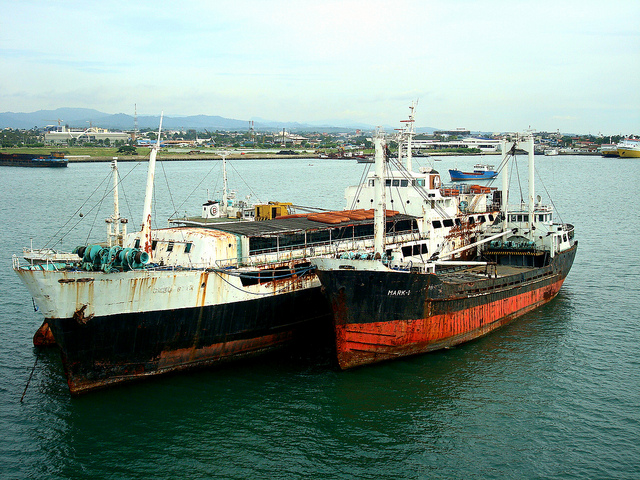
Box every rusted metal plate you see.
[318,244,577,370]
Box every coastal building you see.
[410,137,501,153]
[45,126,130,145]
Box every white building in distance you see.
[45,126,131,145]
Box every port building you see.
[45,126,131,145]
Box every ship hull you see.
[617,148,640,158]
[449,169,497,181]
[316,244,577,369]
[16,266,330,394]
[0,153,68,167]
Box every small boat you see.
[617,139,640,158]
[313,132,577,371]
[544,148,559,156]
[356,156,374,163]
[449,164,497,181]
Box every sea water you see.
[0,154,638,479]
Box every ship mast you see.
[500,133,536,241]
[373,129,387,258]
[501,138,509,223]
[140,114,163,256]
[526,133,535,234]
[403,101,416,172]
[106,159,127,247]
[221,151,229,217]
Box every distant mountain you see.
[0,107,438,133]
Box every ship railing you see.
[506,203,553,214]
[214,231,427,269]
[12,254,68,271]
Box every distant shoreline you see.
[0,150,602,163]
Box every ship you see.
[0,151,68,167]
[312,131,577,370]
[14,109,494,394]
[600,140,620,158]
[616,138,640,158]
[13,121,331,394]
[449,164,498,181]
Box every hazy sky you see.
[1,0,638,134]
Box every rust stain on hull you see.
[33,321,56,347]
[336,277,566,369]
[320,244,578,370]
[65,332,294,395]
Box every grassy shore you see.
[0,147,322,161]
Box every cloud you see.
[1,0,638,133]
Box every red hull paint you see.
[335,277,566,369]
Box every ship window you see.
[479,216,486,223]
[167,242,174,252]
[523,215,529,222]
[185,242,192,253]
[469,217,475,225]
[488,214,494,221]
[151,240,158,250]
[517,215,523,222]
[417,179,425,186]
[443,219,454,227]
[510,215,518,222]
[392,180,400,187]
[538,214,545,222]
[433,220,442,228]
[455,218,461,226]
[401,180,408,187]
[134,238,140,249]
[368,179,375,187]
[385,179,391,186]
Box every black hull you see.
[0,153,68,167]
[0,160,68,167]
[46,286,331,394]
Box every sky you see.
[1,0,638,134]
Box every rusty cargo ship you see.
[13,106,513,394]
[313,132,577,369]
[14,110,487,394]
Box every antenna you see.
[133,104,138,142]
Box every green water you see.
[1,155,638,479]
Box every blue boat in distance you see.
[449,163,497,181]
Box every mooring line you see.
[20,355,39,403]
